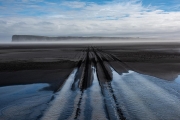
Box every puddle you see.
[0,83,52,120]
[1,67,180,120]
[111,68,180,120]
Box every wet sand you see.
[1,43,180,120]
[1,43,180,84]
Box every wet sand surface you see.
[1,43,180,120]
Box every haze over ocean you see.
[0,0,180,42]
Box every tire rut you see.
[41,47,127,120]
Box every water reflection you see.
[0,83,53,120]
[175,75,180,84]
[111,68,180,120]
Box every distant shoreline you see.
[12,35,142,42]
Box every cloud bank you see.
[0,0,180,42]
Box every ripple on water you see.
[0,84,52,120]
[111,68,180,120]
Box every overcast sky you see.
[0,0,180,42]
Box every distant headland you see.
[12,35,139,42]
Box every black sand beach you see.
[1,43,180,120]
[0,43,180,86]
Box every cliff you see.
[12,35,135,42]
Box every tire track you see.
[41,69,78,120]
[92,47,126,120]
[72,47,126,120]
[41,47,127,120]
[74,48,93,119]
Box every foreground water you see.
[0,68,180,120]
[0,83,53,120]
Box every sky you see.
[0,0,180,42]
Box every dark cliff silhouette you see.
[12,35,136,42]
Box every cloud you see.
[0,0,180,42]
[60,1,86,9]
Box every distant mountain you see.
[12,35,137,42]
